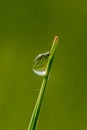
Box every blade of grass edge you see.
[28,36,58,130]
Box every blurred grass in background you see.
[0,0,87,130]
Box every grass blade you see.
[28,36,58,130]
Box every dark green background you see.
[0,0,87,130]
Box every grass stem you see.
[28,36,58,130]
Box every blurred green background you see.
[0,0,87,130]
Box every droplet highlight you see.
[32,52,50,76]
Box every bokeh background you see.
[0,0,87,130]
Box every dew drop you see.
[32,52,50,76]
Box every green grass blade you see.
[28,36,58,130]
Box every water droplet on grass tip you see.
[32,52,50,76]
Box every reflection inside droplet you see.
[33,70,46,76]
[32,52,50,76]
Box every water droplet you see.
[32,52,50,76]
